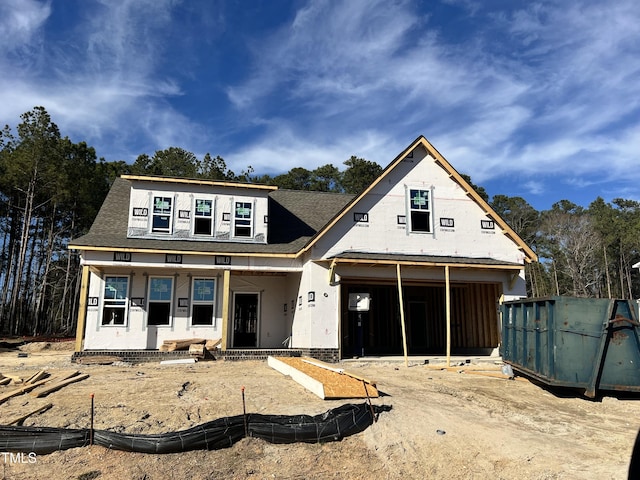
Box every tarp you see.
[0,403,391,455]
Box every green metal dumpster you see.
[500,296,640,397]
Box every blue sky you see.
[1,0,638,211]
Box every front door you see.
[233,293,259,347]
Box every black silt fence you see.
[0,403,392,455]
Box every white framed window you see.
[193,198,213,236]
[102,276,129,326]
[147,277,173,326]
[234,201,253,238]
[408,188,432,233]
[152,196,173,233]
[191,278,215,326]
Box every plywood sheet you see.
[270,357,378,400]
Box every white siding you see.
[313,146,526,265]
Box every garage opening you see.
[340,282,502,357]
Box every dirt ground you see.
[1,341,639,480]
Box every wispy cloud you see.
[224,0,640,190]
[0,0,638,208]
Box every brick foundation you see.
[72,347,341,364]
[72,350,195,364]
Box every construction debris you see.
[188,344,206,358]
[424,364,528,382]
[6,403,53,426]
[0,370,89,405]
[159,338,206,352]
[205,338,222,351]
[160,358,197,365]
[30,373,90,398]
[269,356,379,400]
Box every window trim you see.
[101,275,129,327]
[406,186,433,234]
[147,276,174,327]
[190,277,216,327]
[192,197,215,236]
[233,200,254,238]
[151,195,174,234]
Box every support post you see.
[445,265,451,367]
[74,264,90,353]
[221,269,231,351]
[396,264,409,367]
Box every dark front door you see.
[233,293,258,347]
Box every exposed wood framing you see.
[221,269,231,350]
[75,265,90,352]
[396,264,409,367]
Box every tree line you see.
[0,107,638,336]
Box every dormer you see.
[124,175,276,244]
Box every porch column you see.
[396,264,409,367]
[220,269,231,351]
[445,265,451,367]
[74,265,90,352]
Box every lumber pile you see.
[205,338,221,351]
[159,338,206,352]
[188,344,205,358]
[0,370,89,405]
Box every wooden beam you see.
[328,258,337,285]
[322,257,523,270]
[221,269,231,351]
[0,371,76,405]
[397,264,409,367]
[75,264,90,352]
[7,403,53,426]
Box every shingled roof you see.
[69,177,354,255]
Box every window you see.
[194,199,213,235]
[234,201,252,237]
[148,277,173,326]
[102,276,128,325]
[191,278,215,326]
[408,189,432,233]
[152,196,173,233]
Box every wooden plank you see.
[30,373,89,398]
[205,338,222,351]
[0,377,11,386]
[463,370,530,382]
[26,370,48,384]
[1,372,31,384]
[189,344,205,358]
[163,338,206,351]
[0,372,72,405]
[7,403,54,426]
[159,359,196,365]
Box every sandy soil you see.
[1,342,639,479]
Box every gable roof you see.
[69,177,353,256]
[298,135,537,263]
[70,137,537,263]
